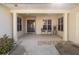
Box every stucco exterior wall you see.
[0,5,12,37]
[67,6,79,44]
[68,12,79,44]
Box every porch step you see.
[55,41,79,55]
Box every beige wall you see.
[68,13,76,43]
[67,6,79,44]
[68,12,79,44]
[0,5,12,37]
[75,13,79,43]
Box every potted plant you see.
[53,26,57,35]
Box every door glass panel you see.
[27,20,35,32]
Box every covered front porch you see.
[11,9,68,55]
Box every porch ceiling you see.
[3,3,79,10]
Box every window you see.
[58,18,61,31]
[17,17,22,31]
[43,20,47,30]
[61,17,63,31]
[58,17,63,31]
[48,20,52,32]
[41,19,52,32]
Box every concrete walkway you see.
[10,34,62,55]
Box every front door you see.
[27,20,35,32]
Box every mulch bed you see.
[55,41,79,55]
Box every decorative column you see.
[63,13,68,41]
[13,12,17,42]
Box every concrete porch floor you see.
[10,34,63,55]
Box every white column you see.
[13,12,17,42]
[63,13,68,41]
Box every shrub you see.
[0,34,14,54]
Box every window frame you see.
[41,19,52,32]
[17,17,22,32]
[58,17,63,31]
